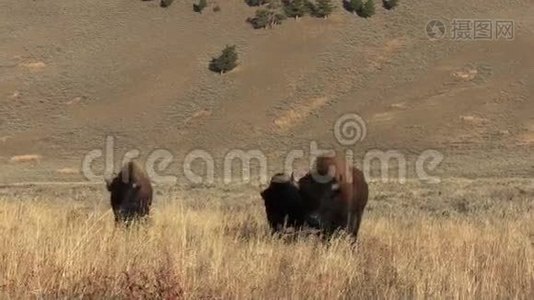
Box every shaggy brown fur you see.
[298,154,369,238]
[105,161,153,225]
[260,173,307,233]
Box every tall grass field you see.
[0,180,533,298]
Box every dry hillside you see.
[0,0,533,182]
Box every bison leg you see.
[267,214,285,234]
[304,212,323,229]
[348,209,365,239]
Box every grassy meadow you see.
[0,179,533,299]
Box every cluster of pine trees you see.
[209,0,399,74]
[246,0,398,29]
[161,0,398,15]
[247,0,336,29]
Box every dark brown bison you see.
[260,173,309,233]
[298,154,369,239]
[105,160,153,225]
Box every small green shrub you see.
[357,0,375,18]
[248,8,286,29]
[160,0,174,8]
[193,0,208,13]
[310,0,335,18]
[383,0,398,10]
[283,0,310,19]
[209,45,238,74]
[343,0,362,13]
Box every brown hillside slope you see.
[0,0,533,182]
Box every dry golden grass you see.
[0,181,533,299]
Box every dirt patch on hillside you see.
[9,154,42,164]
[273,97,329,132]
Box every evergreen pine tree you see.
[357,0,375,18]
[248,8,286,29]
[193,0,208,13]
[312,0,335,18]
[382,0,398,10]
[284,0,309,19]
[209,45,238,74]
[246,0,262,6]
[160,0,174,8]
[344,0,362,14]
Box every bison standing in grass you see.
[105,160,153,225]
[260,173,308,233]
[262,154,369,239]
[299,154,369,239]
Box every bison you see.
[260,173,309,233]
[298,154,369,239]
[105,160,153,225]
